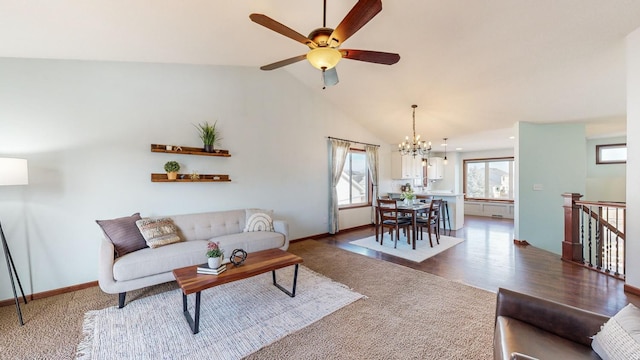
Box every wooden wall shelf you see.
[151,174,231,182]
[151,144,231,157]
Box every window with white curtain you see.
[338,149,370,207]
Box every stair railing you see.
[562,193,626,279]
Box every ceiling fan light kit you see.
[307,47,342,70]
[249,0,399,87]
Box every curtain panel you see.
[365,145,379,224]
[329,139,351,234]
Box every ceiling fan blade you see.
[341,49,400,65]
[260,54,307,71]
[329,0,382,46]
[322,67,339,88]
[250,14,317,48]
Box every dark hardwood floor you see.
[310,215,640,316]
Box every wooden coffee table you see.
[172,248,303,334]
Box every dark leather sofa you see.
[493,288,610,360]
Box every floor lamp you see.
[0,157,29,326]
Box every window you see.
[338,149,370,207]
[464,157,514,201]
[596,143,626,164]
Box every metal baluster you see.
[615,207,620,276]
[580,206,585,265]
[595,205,601,270]
[604,218,612,273]
[587,206,593,267]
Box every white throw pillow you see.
[244,213,274,232]
[591,303,640,360]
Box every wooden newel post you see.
[562,193,583,262]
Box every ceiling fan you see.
[250,0,400,88]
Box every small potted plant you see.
[402,189,416,205]
[194,121,222,153]
[206,241,224,268]
[164,161,180,180]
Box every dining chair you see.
[376,199,412,249]
[416,199,442,247]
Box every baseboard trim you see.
[0,281,98,307]
[1,225,376,306]
[290,224,373,243]
[624,284,640,296]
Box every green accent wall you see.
[514,122,586,254]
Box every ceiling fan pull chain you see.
[322,67,327,89]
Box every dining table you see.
[396,201,431,250]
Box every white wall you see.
[585,136,626,202]
[514,122,586,254]
[0,58,388,299]
[626,27,640,289]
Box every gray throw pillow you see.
[96,213,148,257]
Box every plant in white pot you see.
[164,161,180,180]
[402,189,416,205]
[194,121,222,153]
[206,241,224,268]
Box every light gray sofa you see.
[98,209,289,307]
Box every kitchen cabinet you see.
[427,157,444,180]
[391,152,423,179]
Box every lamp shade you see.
[306,47,342,70]
[0,158,29,186]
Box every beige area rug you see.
[76,266,364,360]
[350,233,465,262]
[0,240,495,359]
[246,240,495,360]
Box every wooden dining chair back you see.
[376,199,412,249]
[416,199,442,247]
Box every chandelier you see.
[398,104,431,157]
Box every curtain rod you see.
[327,136,380,148]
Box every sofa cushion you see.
[243,212,274,232]
[135,217,182,248]
[494,316,601,360]
[96,213,147,257]
[591,303,640,360]
[113,240,208,281]
[170,210,246,242]
[213,231,285,255]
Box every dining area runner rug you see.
[350,233,464,262]
[76,266,364,360]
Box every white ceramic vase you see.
[208,256,222,269]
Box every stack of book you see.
[197,264,226,275]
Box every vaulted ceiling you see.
[2,1,639,151]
